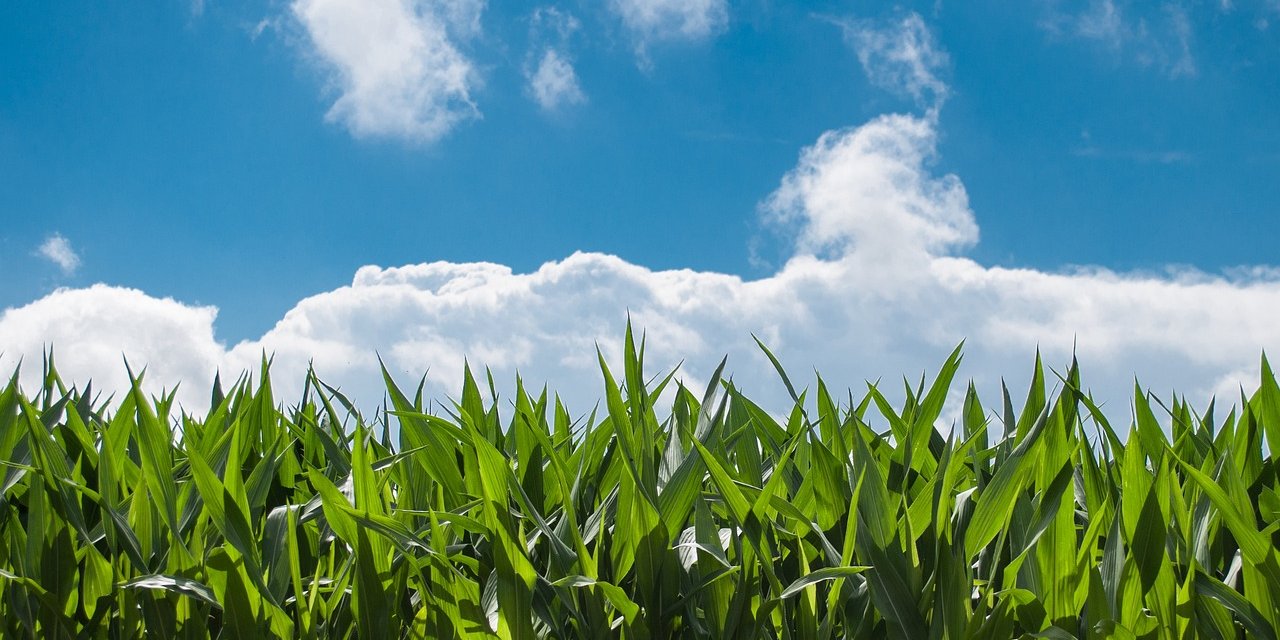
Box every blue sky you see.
[3,0,1280,412]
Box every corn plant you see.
[1,326,1279,638]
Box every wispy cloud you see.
[838,12,951,111]
[1073,129,1193,163]
[289,0,483,143]
[1163,3,1197,77]
[525,7,586,112]
[1040,0,1198,78]
[1073,146,1193,164]
[37,234,81,276]
[528,50,586,111]
[609,0,729,63]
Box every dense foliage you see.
[2,328,1279,638]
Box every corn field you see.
[2,327,1279,639]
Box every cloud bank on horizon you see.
[4,8,1279,418]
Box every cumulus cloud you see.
[609,0,729,59]
[290,0,483,142]
[0,286,224,401]
[765,113,976,271]
[3,11,1277,422]
[5,107,1278,419]
[37,234,81,275]
[1040,0,1198,78]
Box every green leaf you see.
[1194,571,1278,640]
[776,566,872,599]
[121,574,221,610]
[966,403,1051,560]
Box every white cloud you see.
[1163,4,1197,77]
[1214,0,1280,18]
[37,234,81,276]
[609,0,728,58]
[290,0,483,142]
[1072,129,1193,163]
[531,6,579,41]
[4,108,1278,420]
[0,285,224,402]
[528,49,586,111]
[4,11,1278,424]
[1040,0,1198,78]
[765,113,975,272]
[1070,0,1126,45]
[525,7,586,111]
[840,13,950,110]
[433,0,485,38]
